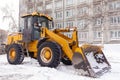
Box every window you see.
[56,23,63,29]
[28,18,31,29]
[116,2,120,9]
[49,21,53,29]
[94,31,102,39]
[95,18,103,26]
[65,10,73,18]
[78,32,88,40]
[110,31,120,39]
[94,5,102,14]
[23,17,32,29]
[78,7,88,15]
[66,21,74,27]
[55,12,63,19]
[77,20,86,29]
[66,0,73,5]
[55,1,62,8]
[20,18,24,32]
[110,16,120,25]
[108,2,114,10]
[108,1,120,10]
[118,31,120,37]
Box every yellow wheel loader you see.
[5,12,111,77]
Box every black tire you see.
[37,41,61,68]
[7,44,24,64]
[61,58,72,65]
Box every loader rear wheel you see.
[7,44,24,64]
[38,41,61,68]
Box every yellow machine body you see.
[6,12,111,78]
[7,27,84,60]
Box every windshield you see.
[36,16,53,29]
[48,21,53,29]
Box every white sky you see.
[0,0,19,30]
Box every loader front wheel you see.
[38,41,61,68]
[7,44,24,64]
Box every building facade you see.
[19,0,120,44]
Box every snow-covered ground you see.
[0,44,120,80]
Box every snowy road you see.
[0,44,120,80]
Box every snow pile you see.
[0,44,120,80]
[103,44,120,56]
[103,44,120,63]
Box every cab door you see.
[31,16,40,40]
[23,17,32,42]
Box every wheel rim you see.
[9,48,16,61]
[40,47,53,63]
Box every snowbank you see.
[0,44,120,80]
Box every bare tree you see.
[0,4,18,54]
[1,5,18,33]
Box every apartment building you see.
[19,0,120,44]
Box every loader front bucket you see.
[72,45,111,77]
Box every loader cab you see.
[21,12,53,42]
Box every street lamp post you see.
[101,0,106,47]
